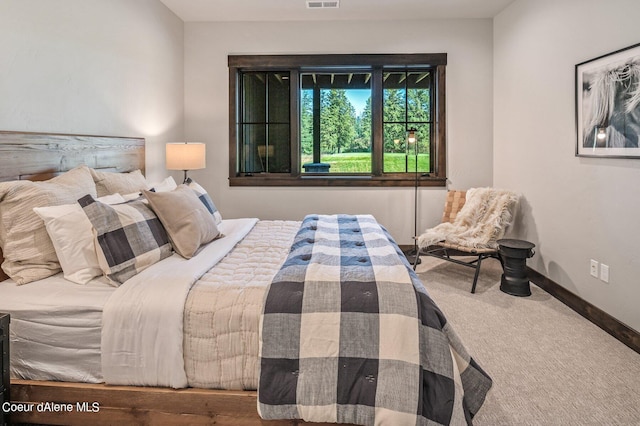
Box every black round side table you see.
[497,239,535,297]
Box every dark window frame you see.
[228,54,447,187]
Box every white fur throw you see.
[417,187,519,251]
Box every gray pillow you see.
[90,169,149,197]
[143,185,222,259]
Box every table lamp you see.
[166,142,206,183]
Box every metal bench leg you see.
[470,255,484,293]
[412,248,421,271]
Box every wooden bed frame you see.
[0,131,348,425]
[10,380,339,425]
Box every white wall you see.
[184,19,494,243]
[2,0,634,333]
[0,0,184,182]
[494,0,640,331]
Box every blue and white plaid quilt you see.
[258,214,492,426]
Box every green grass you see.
[301,152,430,173]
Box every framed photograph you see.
[576,42,640,158]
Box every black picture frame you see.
[576,42,640,158]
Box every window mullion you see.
[229,66,238,178]
[428,71,435,174]
[312,85,321,164]
[265,73,269,173]
[372,67,383,176]
[435,65,446,178]
[290,70,300,177]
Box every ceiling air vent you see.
[307,1,340,9]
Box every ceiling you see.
[159,0,516,22]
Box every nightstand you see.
[0,313,9,426]
[497,239,535,297]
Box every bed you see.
[0,131,491,425]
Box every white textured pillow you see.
[114,177,176,203]
[0,165,97,284]
[90,169,149,197]
[33,194,125,285]
[148,176,178,192]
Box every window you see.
[229,54,447,187]
[239,72,290,173]
[383,71,432,174]
[300,71,372,174]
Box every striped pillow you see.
[78,195,172,286]
[185,178,222,225]
[0,165,97,284]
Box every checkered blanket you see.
[258,214,492,426]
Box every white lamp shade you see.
[166,143,206,170]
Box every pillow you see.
[121,192,146,202]
[185,178,222,225]
[115,177,177,202]
[143,186,222,259]
[0,165,97,284]
[78,195,172,286]
[33,194,125,285]
[148,176,178,193]
[90,169,149,197]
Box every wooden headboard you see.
[0,131,145,281]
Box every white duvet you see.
[183,220,300,389]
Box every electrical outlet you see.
[600,264,609,283]
[590,259,599,278]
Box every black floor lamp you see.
[403,128,421,265]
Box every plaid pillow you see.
[78,195,172,286]
[185,178,222,225]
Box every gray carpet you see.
[415,257,640,425]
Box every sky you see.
[346,90,370,117]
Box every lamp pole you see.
[404,128,421,265]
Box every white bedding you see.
[184,220,300,390]
[0,219,257,387]
[101,218,258,388]
[0,274,114,382]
